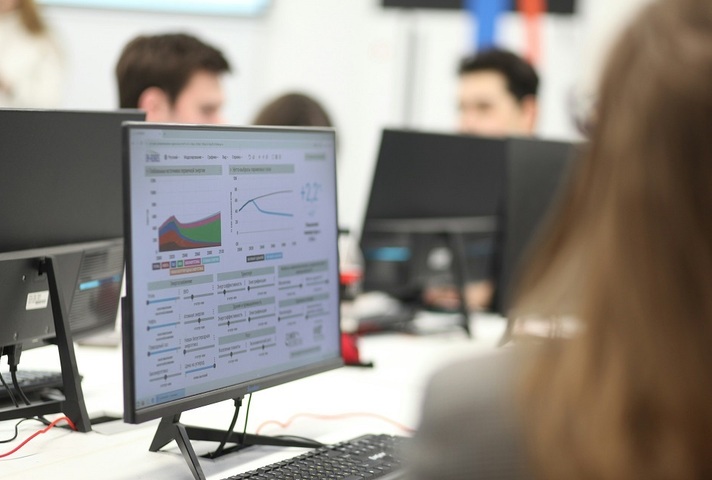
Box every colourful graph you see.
[238,190,293,217]
[159,213,222,252]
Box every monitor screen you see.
[122,124,342,423]
[0,108,145,350]
[360,129,507,301]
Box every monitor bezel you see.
[121,122,344,424]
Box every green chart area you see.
[158,212,222,252]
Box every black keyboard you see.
[0,370,66,401]
[222,434,408,480]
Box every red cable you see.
[517,0,546,65]
[0,416,77,459]
[255,412,414,435]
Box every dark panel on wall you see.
[382,0,576,14]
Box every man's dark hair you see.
[458,48,539,103]
[116,33,231,108]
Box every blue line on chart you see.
[186,365,215,374]
[149,347,181,355]
[148,322,180,331]
[148,296,180,305]
[238,190,293,217]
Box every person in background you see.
[252,92,333,128]
[115,33,231,124]
[457,47,539,137]
[0,0,63,107]
[406,0,712,478]
[423,48,540,313]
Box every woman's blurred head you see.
[516,0,712,478]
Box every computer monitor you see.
[122,124,342,432]
[491,137,579,317]
[0,108,145,351]
[360,129,507,303]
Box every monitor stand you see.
[435,231,472,338]
[357,232,474,338]
[150,400,320,480]
[0,256,92,432]
[362,219,482,338]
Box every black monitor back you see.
[492,137,579,316]
[363,129,506,220]
[1,109,143,252]
[0,109,145,349]
[360,129,507,299]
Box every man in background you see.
[116,33,231,124]
[424,48,540,312]
[457,47,539,136]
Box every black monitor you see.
[360,129,507,303]
[0,109,145,351]
[491,137,579,317]
[122,123,342,459]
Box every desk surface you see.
[0,313,506,480]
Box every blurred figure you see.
[422,49,540,313]
[253,92,332,127]
[115,33,231,124]
[0,0,63,107]
[407,0,712,478]
[457,48,539,137]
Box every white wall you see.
[577,0,653,89]
[44,7,263,121]
[42,0,650,232]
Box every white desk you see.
[0,313,506,480]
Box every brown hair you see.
[18,0,46,35]
[513,0,712,477]
[115,33,231,109]
[252,92,332,128]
